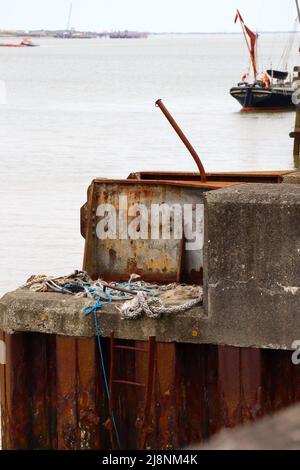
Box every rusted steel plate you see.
[2,333,32,449]
[204,345,221,437]
[0,333,57,450]
[292,356,300,404]
[91,177,240,189]
[29,334,52,449]
[155,343,178,450]
[80,178,239,284]
[128,170,291,184]
[3,333,300,450]
[80,203,89,239]
[82,180,208,283]
[218,347,263,427]
[0,331,7,450]
[261,349,296,414]
[77,338,101,449]
[132,339,156,450]
[218,346,243,427]
[134,340,152,449]
[240,349,262,421]
[81,183,94,239]
[46,334,58,449]
[108,337,141,449]
[56,336,78,450]
[56,336,103,450]
[82,182,97,279]
[175,344,208,447]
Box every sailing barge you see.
[230,10,296,111]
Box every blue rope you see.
[60,283,85,294]
[93,309,121,450]
[82,288,121,449]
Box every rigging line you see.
[278,18,299,70]
[296,0,300,23]
[66,2,73,32]
[269,0,285,66]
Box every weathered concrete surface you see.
[203,184,300,350]
[283,171,300,184]
[196,403,300,450]
[0,282,299,349]
[0,289,207,343]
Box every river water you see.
[0,34,298,293]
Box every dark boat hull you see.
[230,85,295,110]
[0,43,39,48]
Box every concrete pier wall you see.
[1,183,299,350]
[0,180,300,449]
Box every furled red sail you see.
[235,10,258,78]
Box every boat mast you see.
[235,10,258,79]
[296,0,300,22]
[66,2,73,33]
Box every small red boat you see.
[0,39,39,47]
[0,43,23,47]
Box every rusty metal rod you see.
[155,99,207,182]
[103,283,138,296]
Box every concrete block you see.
[204,184,300,349]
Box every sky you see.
[0,0,299,33]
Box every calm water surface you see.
[0,34,298,292]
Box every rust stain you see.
[2,333,300,450]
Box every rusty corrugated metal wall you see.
[1,331,300,450]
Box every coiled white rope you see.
[22,271,203,320]
[119,289,203,320]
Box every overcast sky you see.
[1,0,299,32]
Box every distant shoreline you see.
[0,30,298,39]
